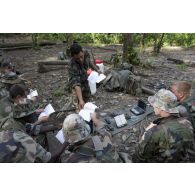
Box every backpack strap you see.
[92,135,104,158]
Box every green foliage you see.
[127,46,140,65]
[177,63,188,70]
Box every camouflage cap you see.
[148,89,179,113]
[13,99,38,119]
[62,114,91,143]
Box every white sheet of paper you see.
[55,129,65,144]
[44,104,55,115]
[30,90,38,97]
[88,71,106,84]
[84,102,98,111]
[38,104,55,119]
[79,109,91,122]
[88,71,99,83]
[27,90,38,100]
[79,102,98,122]
[96,74,106,83]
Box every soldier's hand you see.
[145,122,157,131]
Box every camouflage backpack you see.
[103,70,142,96]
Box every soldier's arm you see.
[25,123,60,135]
[88,58,100,73]
[132,128,157,162]
[84,50,100,73]
[75,86,85,109]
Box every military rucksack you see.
[103,70,142,96]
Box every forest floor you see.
[1,36,195,161]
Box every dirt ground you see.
[1,37,195,161]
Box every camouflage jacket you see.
[133,116,195,163]
[61,125,122,163]
[0,73,26,90]
[0,82,9,100]
[12,99,38,119]
[68,50,99,91]
[61,136,122,163]
[0,130,51,163]
[0,96,14,120]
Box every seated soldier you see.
[10,84,47,125]
[0,129,69,163]
[0,94,56,147]
[170,81,195,131]
[60,113,123,163]
[0,84,29,120]
[132,89,195,163]
[0,58,31,97]
[170,81,192,103]
[68,43,101,111]
[0,58,16,75]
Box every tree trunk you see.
[140,33,146,52]
[122,33,133,63]
[153,33,165,54]
[122,33,140,66]
[65,33,74,57]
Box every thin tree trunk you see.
[122,33,133,63]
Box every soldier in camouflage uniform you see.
[68,44,101,111]
[0,96,55,148]
[0,60,31,100]
[170,81,195,132]
[60,113,123,163]
[0,129,51,163]
[0,128,70,163]
[133,89,195,163]
[0,84,29,121]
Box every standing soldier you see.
[68,43,100,111]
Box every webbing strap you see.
[92,136,103,151]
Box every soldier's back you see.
[61,135,122,163]
[133,116,195,163]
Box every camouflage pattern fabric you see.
[0,116,25,132]
[0,130,51,163]
[133,116,195,163]
[60,135,122,163]
[0,82,9,100]
[62,114,91,143]
[0,96,14,120]
[13,99,38,119]
[68,50,97,104]
[103,70,142,96]
[0,115,46,148]
[148,89,179,113]
[0,71,29,91]
[61,114,122,163]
